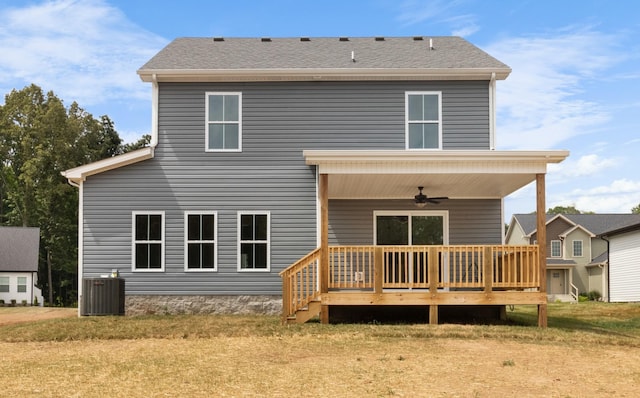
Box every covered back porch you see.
[281,150,568,326]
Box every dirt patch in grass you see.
[0,307,76,326]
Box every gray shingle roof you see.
[0,227,40,272]
[513,214,640,236]
[138,36,510,76]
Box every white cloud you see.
[487,29,619,149]
[551,153,620,178]
[396,0,478,37]
[552,179,640,213]
[0,0,168,107]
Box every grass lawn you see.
[1,302,639,397]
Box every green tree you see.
[546,206,594,215]
[121,134,151,153]
[0,84,123,306]
[632,203,640,214]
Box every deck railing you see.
[281,245,539,319]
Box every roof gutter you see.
[138,67,512,82]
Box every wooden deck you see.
[280,245,545,324]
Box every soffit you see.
[304,150,569,199]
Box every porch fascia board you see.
[304,149,569,173]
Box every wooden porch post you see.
[319,173,330,324]
[536,173,548,327]
[428,247,439,325]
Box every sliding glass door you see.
[375,211,448,288]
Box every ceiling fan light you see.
[415,201,427,208]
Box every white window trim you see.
[572,239,583,258]
[184,211,218,272]
[237,211,271,272]
[405,91,443,150]
[205,92,242,152]
[132,211,165,272]
[550,240,562,258]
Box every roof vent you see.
[300,37,310,42]
[413,36,424,41]
[339,37,349,42]
[429,38,434,50]
[213,37,224,42]
[261,37,272,42]
[375,37,385,41]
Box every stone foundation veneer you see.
[125,295,282,316]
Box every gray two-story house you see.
[63,37,568,325]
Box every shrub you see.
[587,290,602,301]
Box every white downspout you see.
[150,73,159,149]
[77,180,84,316]
[489,72,496,150]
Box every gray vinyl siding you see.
[82,80,493,295]
[329,199,502,245]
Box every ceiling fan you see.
[414,186,448,207]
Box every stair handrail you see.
[280,248,321,321]
[570,283,579,303]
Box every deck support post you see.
[429,305,438,325]
[536,173,548,328]
[319,173,329,324]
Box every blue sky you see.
[1,0,639,220]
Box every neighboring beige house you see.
[597,222,640,302]
[506,214,640,302]
[0,227,43,305]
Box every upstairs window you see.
[238,212,270,271]
[185,212,217,271]
[572,240,583,257]
[133,212,165,271]
[406,92,442,149]
[206,92,241,151]
[550,240,562,258]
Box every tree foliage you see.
[632,203,640,214]
[0,84,132,305]
[546,205,594,215]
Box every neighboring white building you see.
[0,227,43,305]
[600,222,640,302]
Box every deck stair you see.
[285,299,321,324]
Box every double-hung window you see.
[550,240,562,258]
[132,211,165,271]
[17,277,27,293]
[0,277,8,293]
[572,240,583,257]
[238,212,270,271]
[206,92,241,151]
[185,212,217,271]
[406,92,442,149]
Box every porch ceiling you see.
[304,150,569,199]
